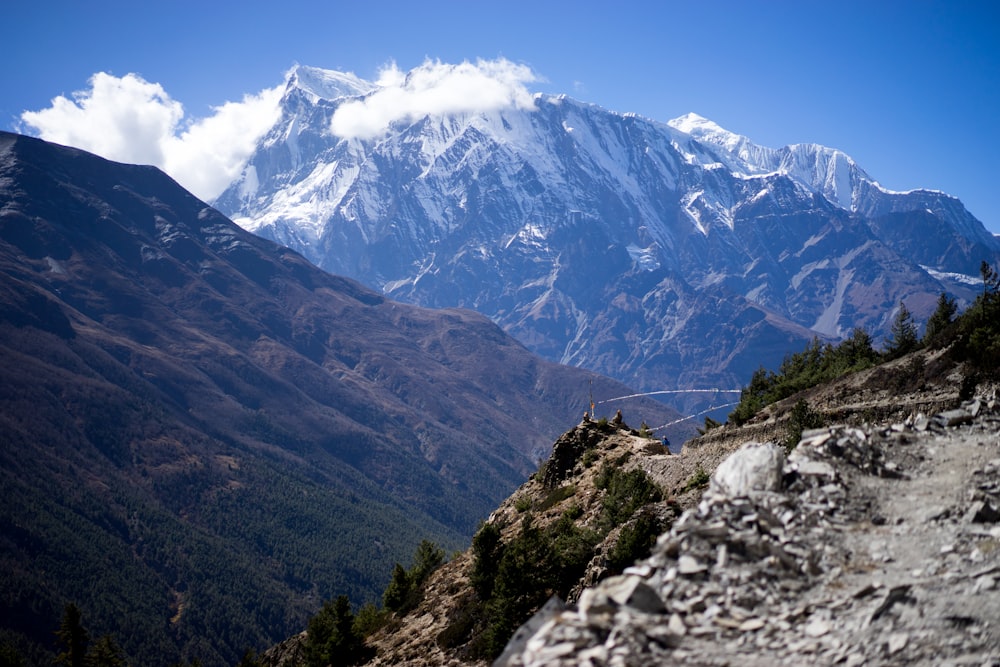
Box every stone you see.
[599,575,666,614]
[494,402,1000,667]
[799,428,833,446]
[887,632,908,655]
[967,499,1000,523]
[709,441,786,498]
[678,555,707,575]
[804,618,830,638]
[934,409,973,428]
[576,588,614,617]
[792,459,837,480]
[623,563,653,578]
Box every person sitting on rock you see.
[612,409,623,427]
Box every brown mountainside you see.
[0,132,685,666]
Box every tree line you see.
[728,260,1000,429]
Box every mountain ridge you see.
[215,66,1000,412]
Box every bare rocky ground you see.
[499,390,1000,666]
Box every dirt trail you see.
[814,416,1000,665]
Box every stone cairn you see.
[496,396,1000,667]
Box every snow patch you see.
[626,244,661,271]
[45,257,66,274]
[921,265,981,287]
[745,283,767,302]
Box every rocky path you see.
[499,398,1000,666]
[820,407,1000,666]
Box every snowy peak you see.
[668,112,746,151]
[215,64,1000,411]
[285,65,373,102]
[668,113,872,212]
[775,143,866,210]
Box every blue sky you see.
[5,0,999,232]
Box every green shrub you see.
[596,465,662,528]
[477,514,598,659]
[537,484,576,512]
[470,522,503,600]
[607,512,663,572]
[698,416,721,435]
[681,466,710,493]
[352,603,388,639]
[729,329,878,425]
[785,398,824,451]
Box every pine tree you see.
[54,604,89,667]
[885,301,919,359]
[923,292,957,344]
[981,260,1000,295]
[408,540,445,588]
[85,635,125,667]
[304,595,364,667]
[381,563,412,613]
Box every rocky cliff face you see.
[215,67,1000,411]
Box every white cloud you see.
[20,72,282,201]
[329,58,539,139]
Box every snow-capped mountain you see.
[215,65,1000,410]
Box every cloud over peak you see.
[329,58,539,139]
[17,58,541,200]
[20,72,282,202]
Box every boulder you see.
[709,441,786,498]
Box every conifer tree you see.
[408,540,445,587]
[54,604,89,667]
[981,260,1000,296]
[381,563,412,613]
[885,301,919,359]
[304,595,364,667]
[85,635,126,667]
[923,292,957,343]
